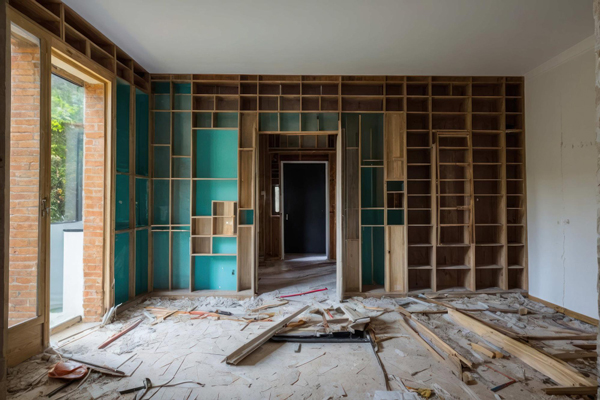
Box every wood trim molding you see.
[527,294,599,326]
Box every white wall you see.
[525,36,598,319]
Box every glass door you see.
[7,20,50,367]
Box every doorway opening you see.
[281,162,329,260]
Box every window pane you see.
[9,24,41,327]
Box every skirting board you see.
[527,295,598,326]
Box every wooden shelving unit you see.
[151,74,527,296]
[9,0,150,91]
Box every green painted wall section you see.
[115,174,129,230]
[360,114,384,165]
[135,89,149,176]
[152,231,170,290]
[195,129,238,178]
[194,180,238,216]
[361,227,384,286]
[135,229,149,295]
[153,180,169,225]
[154,113,171,144]
[172,231,190,289]
[342,114,359,147]
[361,167,384,208]
[213,237,237,254]
[361,209,384,226]
[116,79,130,173]
[153,146,170,178]
[114,232,130,304]
[173,157,191,178]
[135,178,149,227]
[240,210,254,225]
[172,180,190,225]
[193,256,237,291]
[173,113,191,156]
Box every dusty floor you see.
[6,257,598,399]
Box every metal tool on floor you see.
[119,377,205,400]
[485,364,517,392]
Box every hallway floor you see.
[258,254,336,295]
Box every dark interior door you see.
[283,163,326,254]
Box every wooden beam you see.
[448,309,595,387]
[542,386,598,395]
[552,351,597,361]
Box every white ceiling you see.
[63,0,594,76]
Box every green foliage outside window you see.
[50,74,84,223]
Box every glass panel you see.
[9,24,41,327]
[49,73,85,327]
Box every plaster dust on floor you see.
[5,257,598,399]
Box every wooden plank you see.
[239,150,254,209]
[448,309,595,387]
[551,351,597,360]
[225,305,309,365]
[386,226,406,292]
[527,295,599,327]
[238,226,253,291]
[470,342,495,358]
[384,113,405,180]
[336,130,343,299]
[345,240,360,292]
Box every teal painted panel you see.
[173,157,191,178]
[301,113,319,131]
[153,113,171,144]
[172,231,190,289]
[193,256,237,291]
[135,229,149,296]
[172,226,190,231]
[154,94,170,110]
[195,130,238,178]
[173,82,191,94]
[174,94,191,111]
[153,146,170,178]
[373,227,385,285]
[361,209,384,226]
[152,231,169,290]
[361,227,384,286]
[361,227,373,285]
[152,81,170,94]
[135,178,149,227]
[387,209,404,225]
[195,112,212,128]
[387,181,404,192]
[259,113,278,131]
[173,113,191,156]
[116,80,130,173]
[194,180,237,216]
[280,113,300,131]
[361,167,384,208]
[342,113,359,147]
[172,180,191,225]
[114,232,130,304]
[239,210,254,225]
[115,174,130,230]
[361,114,384,165]
[214,112,238,128]
[152,180,170,225]
[135,90,150,176]
[320,113,338,131]
[213,237,237,254]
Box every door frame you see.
[280,161,329,260]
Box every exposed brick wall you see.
[82,83,105,322]
[8,36,41,327]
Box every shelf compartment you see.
[472,149,501,163]
[342,83,383,96]
[213,201,237,217]
[407,97,429,112]
[472,132,501,148]
[406,83,429,96]
[472,98,502,113]
[506,97,523,113]
[192,237,211,255]
[408,268,432,292]
[407,149,431,164]
[508,246,525,269]
[474,180,502,195]
[508,268,525,290]
[432,98,468,113]
[507,209,525,225]
[408,210,431,225]
[472,114,501,131]
[473,164,501,180]
[362,227,385,286]
[213,216,237,236]
[192,217,212,236]
[475,245,504,269]
[407,195,431,209]
[239,209,254,225]
[507,225,525,245]
[476,268,503,291]
[407,132,430,148]
[213,237,237,255]
[432,114,467,130]
[474,195,503,224]
[194,82,239,95]
[475,225,503,245]
[342,97,383,112]
[387,192,404,209]
[439,226,471,246]
[472,83,502,97]
[506,131,524,148]
[436,268,471,292]
[408,225,432,245]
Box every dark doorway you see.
[282,163,327,256]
